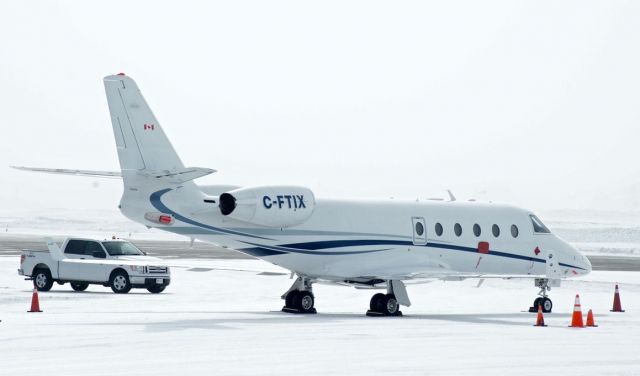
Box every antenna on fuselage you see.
[447,190,457,202]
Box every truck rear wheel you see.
[147,285,166,294]
[70,282,89,292]
[109,270,131,294]
[33,268,53,292]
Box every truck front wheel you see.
[147,285,166,294]
[33,268,53,292]
[109,270,131,294]
[70,282,89,292]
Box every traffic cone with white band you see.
[611,284,625,312]
[569,294,584,328]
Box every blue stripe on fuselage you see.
[149,189,586,270]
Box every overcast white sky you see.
[1,1,639,216]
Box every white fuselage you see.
[120,182,591,282]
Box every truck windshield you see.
[102,241,144,256]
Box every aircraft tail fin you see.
[103,74,185,174]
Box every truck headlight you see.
[129,265,145,273]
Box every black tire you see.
[70,282,89,292]
[33,268,53,292]
[109,270,131,294]
[147,285,166,294]
[285,290,299,308]
[541,297,553,313]
[296,291,315,313]
[376,294,400,316]
[370,293,386,311]
[533,297,543,310]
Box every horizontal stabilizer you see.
[11,166,121,178]
[139,167,216,184]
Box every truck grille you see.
[146,266,168,274]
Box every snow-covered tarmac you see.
[1,256,638,375]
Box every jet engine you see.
[218,186,316,228]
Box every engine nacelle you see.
[218,186,315,228]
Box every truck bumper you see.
[130,275,171,288]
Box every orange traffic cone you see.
[534,304,547,327]
[28,284,42,313]
[586,309,598,327]
[611,284,625,312]
[569,294,584,327]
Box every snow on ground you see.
[0,256,638,375]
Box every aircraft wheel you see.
[541,297,552,313]
[532,297,542,310]
[296,291,315,313]
[370,293,386,311]
[376,294,400,316]
[285,290,299,308]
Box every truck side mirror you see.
[93,251,106,259]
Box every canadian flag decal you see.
[534,247,541,256]
[144,124,155,131]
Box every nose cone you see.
[553,236,591,276]
[568,243,592,276]
[583,253,593,274]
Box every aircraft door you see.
[411,217,427,245]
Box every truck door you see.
[59,240,110,282]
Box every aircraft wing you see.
[11,166,122,178]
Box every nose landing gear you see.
[529,278,555,313]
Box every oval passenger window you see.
[435,223,443,236]
[454,223,462,237]
[415,222,424,236]
[473,224,481,237]
[492,224,500,237]
[511,224,519,238]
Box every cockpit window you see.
[530,215,551,234]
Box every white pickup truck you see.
[18,238,171,294]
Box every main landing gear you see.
[367,293,401,316]
[529,278,553,313]
[281,276,410,316]
[282,276,317,314]
[366,280,408,317]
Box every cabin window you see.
[435,223,443,236]
[530,215,551,234]
[473,224,481,237]
[454,223,462,236]
[415,221,424,236]
[511,224,519,238]
[492,224,500,237]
